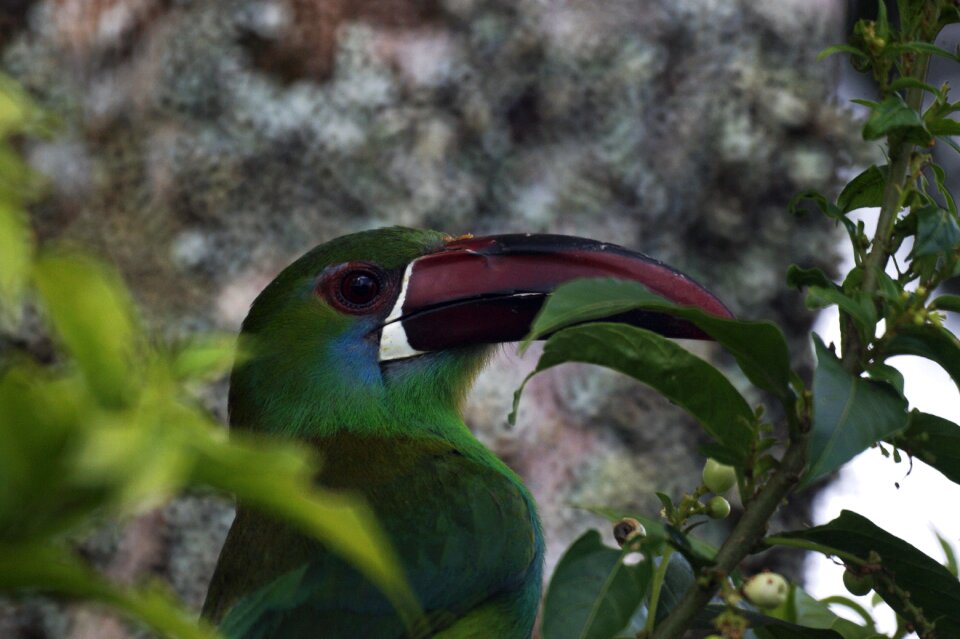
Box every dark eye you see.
[338,270,381,308]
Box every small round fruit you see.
[743,571,788,609]
[702,459,737,493]
[706,495,731,519]
[842,568,874,596]
[613,517,646,547]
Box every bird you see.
[201,227,730,639]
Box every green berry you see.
[702,459,737,493]
[743,571,788,609]
[842,568,873,596]
[706,495,731,519]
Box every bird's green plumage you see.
[204,227,544,638]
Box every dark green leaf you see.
[837,165,886,213]
[542,530,652,639]
[898,411,960,485]
[514,323,756,461]
[885,325,960,393]
[773,510,960,637]
[0,203,32,324]
[887,41,960,62]
[768,585,877,639]
[786,265,834,290]
[861,95,931,144]
[931,294,960,313]
[526,278,794,400]
[889,77,941,95]
[926,117,960,136]
[865,363,904,394]
[805,287,876,343]
[802,336,909,488]
[912,206,960,258]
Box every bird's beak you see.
[378,234,732,361]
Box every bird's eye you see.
[337,270,381,308]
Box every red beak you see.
[379,234,731,361]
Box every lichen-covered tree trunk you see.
[1,0,858,636]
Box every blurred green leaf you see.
[837,165,886,213]
[885,325,960,393]
[887,41,960,62]
[817,44,869,61]
[526,278,793,400]
[931,294,960,313]
[897,411,960,485]
[772,510,960,637]
[930,163,958,216]
[514,323,755,462]
[862,95,931,144]
[802,336,909,488]
[171,333,240,382]
[32,252,140,407]
[912,206,960,258]
[936,531,958,577]
[542,530,651,639]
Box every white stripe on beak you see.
[379,263,425,361]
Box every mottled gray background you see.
[1,0,866,636]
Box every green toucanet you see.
[201,227,730,638]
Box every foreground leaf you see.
[803,336,908,487]
[771,510,960,637]
[861,95,931,144]
[836,165,886,213]
[514,323,755,462]
[542,530,651,639]
[885,325,960,394]
[897,411,960,486]
[912,206,960,258]
[526,278,793,400]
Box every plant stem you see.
[649,431,809,639]
[842,50,932,373]
[644,547,674,635]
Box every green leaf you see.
[861,95,931,145]
[889,77,941,95]
[912,206,960,258]
[865,362,904,394]
[816,44,869,61]
[526,278,794,400]
[897,411,960,485]
[514,323,756,462]
[885,325,960,394]
[0,202,32,325]
[926,117,960,136]
[936,530,958,577]
[786,265,834,290]
[931,164,958,216]
[887,41,960,62]
[542,530,652,639]
[802,336,909,488]
[931,294,960,313]
[772,510,960,637]
[837,165,886,213]
[768,585,877,639]
[32,252,141,407]
[805,287,876,343]
[170,333,240,382]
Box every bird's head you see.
[229,226,730,439]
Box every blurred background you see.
[3,0,949,637]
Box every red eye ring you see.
[318,262,394,315]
